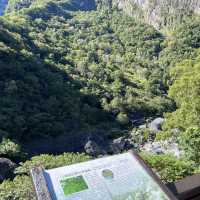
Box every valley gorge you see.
[1,0,200,199]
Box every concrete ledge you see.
[30,167,52,200]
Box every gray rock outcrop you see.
[84,136,134,156]
[148,117,164,133]
[141,140,182,157]
[0,158,16,182]
[84,140,105,156]
[110,137,133,154]
[112,0,200,29]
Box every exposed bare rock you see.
[141,140,183,157]
[0,158,16,182]
[148,117,164,133]
[110,137,133,154]
[113,0,200,29]
[84,140,106,156]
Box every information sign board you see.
[31,151,177,200]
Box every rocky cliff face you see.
[112,0,200,29]
[0,0,8,15]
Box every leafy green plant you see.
[0,175,35,200]
[141,152,195,182]
[179,127,200,163]
[0,153,90,200]
[0,138,21,158]
[15,153,90,175]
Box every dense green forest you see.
[1,0,200,199]
[0,0,175,152]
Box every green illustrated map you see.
[60,175,88,196]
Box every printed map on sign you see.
[43,152,172,200]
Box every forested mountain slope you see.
[0,0,174,149]
[1,0,200,199]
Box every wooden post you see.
[30,167,52,200]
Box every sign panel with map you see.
[38,151,177,200]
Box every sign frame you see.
[129,150,178,200]
[31,150,178,200]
